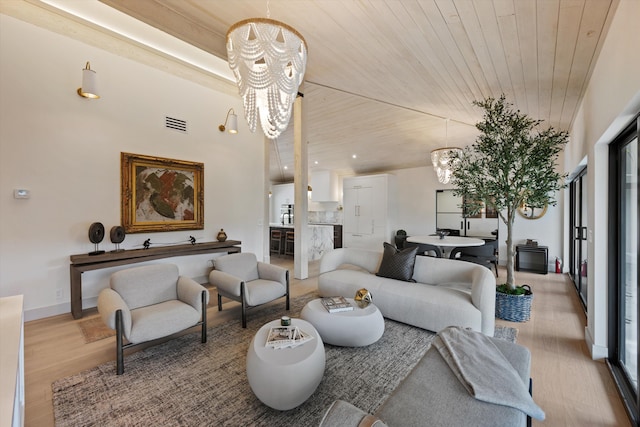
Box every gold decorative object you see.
[354,288,372,308]
[217,229,228,242]
[517,202,548,219]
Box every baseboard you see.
[193,275,208,284]
[585,326,608,360]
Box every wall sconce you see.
[219,108,238,134]
[77,62,99,99]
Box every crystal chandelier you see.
[430,119,462,184]
[431,148,462,184]
[226,18,307,139]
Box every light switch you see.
[14,189,30,199]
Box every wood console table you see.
[69,240,241,319]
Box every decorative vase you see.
[436,230,449,239]
[354,288,373,308]
[495,285,533,322]
[216,229,227,242]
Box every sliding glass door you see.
[570,168,588,309]
[609,116,639,425]
[619,133,638,390]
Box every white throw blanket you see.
[433,326,545,421]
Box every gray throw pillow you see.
[376,242,418,282]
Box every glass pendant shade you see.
[430,148,462,184]
[226,18,307,139]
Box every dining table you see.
[405,235,485,257]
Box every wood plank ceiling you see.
[100,0,617,183]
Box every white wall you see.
[564,0,640,359]
[0,14,266,320]
[393,167,442,236]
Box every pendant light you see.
[430,119,462,184]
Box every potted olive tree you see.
[451,95,568,321]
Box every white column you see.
[263,135,271,263]
[293,92,309,279]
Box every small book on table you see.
[321,296,354,313]
[265,326,313,349]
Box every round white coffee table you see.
[246,318,325,411]
[300,298,385,347]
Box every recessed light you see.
[352,154,357,159]
[284,166,288,170]
[314,161,319,165]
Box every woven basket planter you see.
[495,285,533,322]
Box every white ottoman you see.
[300,298,385,347]
[246,318,325,411]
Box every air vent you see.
[165,116,187,133]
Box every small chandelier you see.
[226,17,307,140]
[430,119,462,184]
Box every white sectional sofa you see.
[318,247,496,336]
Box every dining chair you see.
[394,234,408,249]
[450,242,498,276]
[405,241,442,257]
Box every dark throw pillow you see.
[376,242,418,282]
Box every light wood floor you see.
[23,257,629,426]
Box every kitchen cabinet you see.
[270,183,294,224]
[343,174,395,249]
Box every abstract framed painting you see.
[121,152,204,233]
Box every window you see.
[609,116,639,425]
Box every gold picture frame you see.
[121,152,204,233]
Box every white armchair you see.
[97,263,209,375]
[209,253,289,328]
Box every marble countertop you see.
[269,223,339,228]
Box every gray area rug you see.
[52,293,516,426]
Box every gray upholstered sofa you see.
[318,247,496,336]
[319,335,532,427]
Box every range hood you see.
[310,170,338,202]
